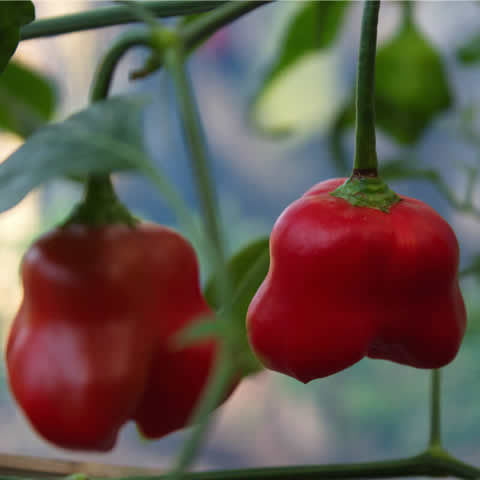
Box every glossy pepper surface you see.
[247,178,466,383]
[6,224,227,451]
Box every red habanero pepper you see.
[6,224,230,451]
[246,178,466,383]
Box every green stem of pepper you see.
[63,175,137,227]
[89,31,153,102]
[169,350,236,478]
[330,0,400,212]
[165,45,227,272]
[353,0,380,174]
[20,1,224,40]
[20,1,271,44]
[70,29,199,239]
[66,32,155,227]
[402,0,414,27]
[429,369,442,448]
[180,1,271,51]
[162,36,237,479]
[70,32,154,228]
[113,451,480,480]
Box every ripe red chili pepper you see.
[247,177,466,383]
[6,224,226,451]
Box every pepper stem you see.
[64,32,149,228]
[429,369,442,448]
[353,0,380,174]
[64,175,137,227]
[330,0,400,213]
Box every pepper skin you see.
[6,224,227,451]
[247,178,466,383]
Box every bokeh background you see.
[1,0,480,472]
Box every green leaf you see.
[0,61,56,137]
[375,20,452,144]
[250,1,350,136]
[205,236,270,312]
[0,95,151,213]
[174,314,225,348]
[0,2,35,73]
[205,236,270,375]
[380,157,438,183]
[337,20,452,145]
[457,32,480,65]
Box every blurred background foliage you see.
[1,0,480,473]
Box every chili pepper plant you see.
[0,1,480,479]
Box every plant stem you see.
[402,0,414,26]
[79,32,153,227]
[163,39,235,480]
[180,1,272,50]
[114,452,480,480]
[20,2,224,40]
[353,0,380,174]
[165,46,225,265]
[430,369,442,448]
[89,30,152,102]
[86,29,203,241]
[170,351,236,478]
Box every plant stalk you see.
[163,38,236,480]
[89,31,152,102]
[165,46,226,266]
[353,0,380,174]
[20,2,224,40]
[112,452,480,480]
[430,369,442,448]
[181,1,271,50]
[169,350,236,478]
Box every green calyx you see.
[63,175,138,228]
[330,173,401,213]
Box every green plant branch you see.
[89,30,152,101]
[430,369,442,448]
[168,350,236,478]
[2,448,480,480]
[402,0,414,26]
[180,1,271,50]
[73,30,152,228]
[129,0,271,79]
[108,451,480,480]
[86,28,202,242]
[20,2,225,40]
[382,164,480,220]
[164,45,225,264]
[162,43,239,477]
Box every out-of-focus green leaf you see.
[0,2,35,73]
[380,157,439,183]
[457,32,480,65]
[0,61,56,137]
[0,95,151,213]
[174,314,225,348]
[205,236,270,313]
[205,236,270,375]
[250,1,350,137]
[337,19,452,145]
[374,20,452,143]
